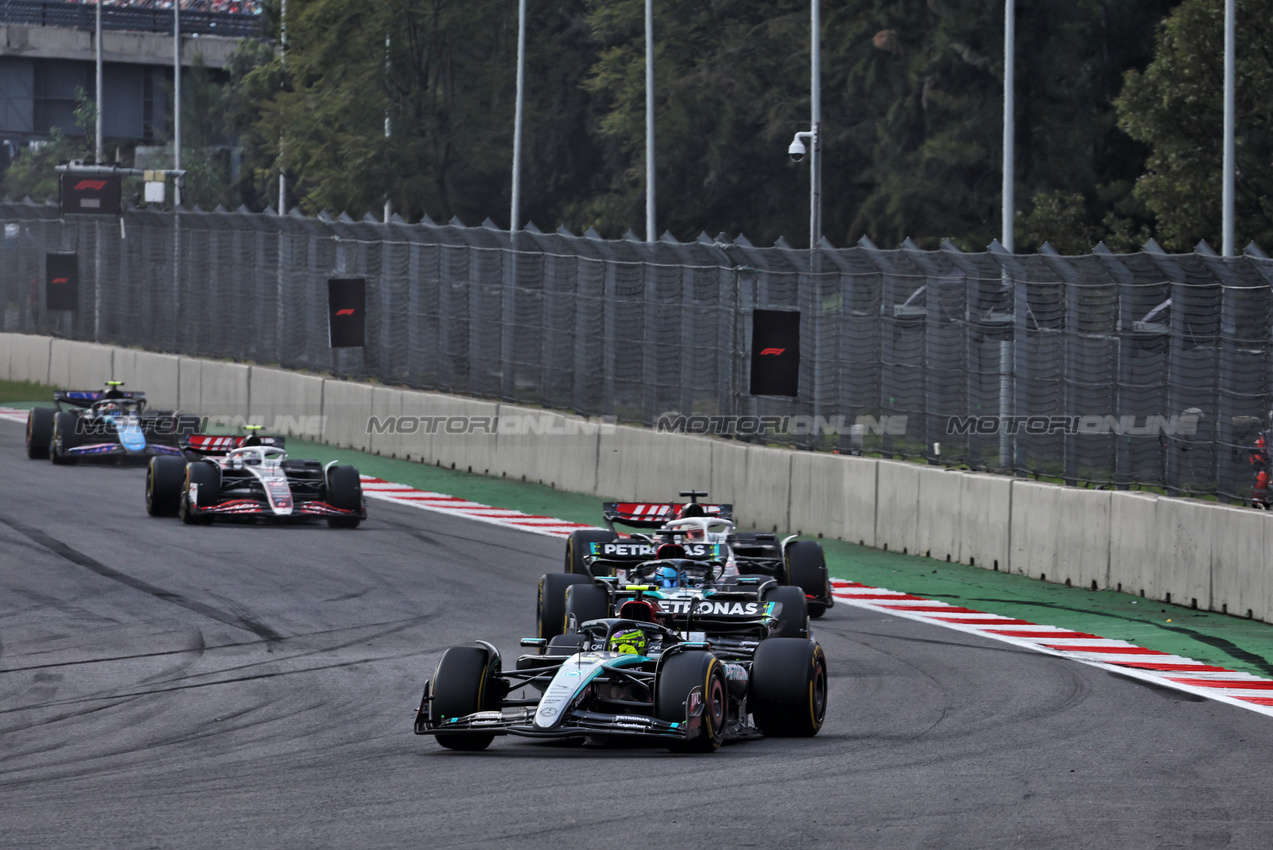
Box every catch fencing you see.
[1,199,1271,502]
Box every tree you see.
[1,92,96,203]
[1116,0,1273,251]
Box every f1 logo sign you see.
[328,278,366,348]
[74,180,108,191]
[759,348,786,356]
[46,253,79,311]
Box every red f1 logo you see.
[73,180,108,191]
[50,277,68,285]
[759,347,786,356]
[335,308,355,316]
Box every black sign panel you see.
[59,173,122,216]
[46,253,79,312]
[749,309,800,397]
[328,278,366,348]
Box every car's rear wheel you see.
[325,465,363,528]
[563,582,610,631]
[536,573,593,640]
[749,638,827,738]
[762,584,809,639]
[785,540,830,618]
[147,456,187,517]
[49,411,79,465]
[25,407,55,459]
[180,461,219,525]
[564,529,618,576]
[657,650,727,753]
[430,645,500,751]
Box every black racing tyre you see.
[785,540,830,617]
[146,456,187,517]
[563,583,611,630]
[49,411,80,465]
[749,638,827,738]
[762,584,809,639]
[564,529,618,576]
[180,460,220,525]
[25,407,55,459]
[536,573,593,640]
[430,645,500,751]
[326,464,363,529]
[656,650,727,753]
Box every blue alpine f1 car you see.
[25,382,201,465]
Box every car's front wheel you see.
[749,638,827,738]
[656,650,727,753]
[146,456,187,517]
[430,645,501,751]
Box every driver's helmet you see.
[655,565,681,588]
[681,524,706,542]
[99,402,121,417]
[608,628,648,655]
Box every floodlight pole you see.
[173,0,182,206]
[1001,0,1014,252]
[1222,0,1235,256]
[645,0,655,242]
[510,0,526,233]
[810,0,821,252]
[95,0,102,161]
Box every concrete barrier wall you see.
[319,379,375,451]
[958,473,1012,571]
[1210,506,1270,621]
[875,460,922,555]
[114,350,181,410]
[1155,498,1215,611]
[1108,491,1159,598]
[249,367,325,438]
[9,332,1273,624]
[915,467,964,563]
[8,334,51,384]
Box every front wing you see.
[188,498,364,520]
[64,442,184,461]
[414,702,695,743]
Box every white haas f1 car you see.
[414,601,827,752]
[563,491,834,618]
[26,383,200,464]
[145,432,366,527]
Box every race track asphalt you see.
[3,419,1273,849]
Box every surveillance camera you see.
[788,136,807,162]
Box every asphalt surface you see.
[3,420,1273,849]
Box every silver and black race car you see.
[537,543,811,644]
[25,383,201,465]
[145,431,366,527]
[561,491,835,618]
[413,603,827,752]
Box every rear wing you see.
[588,541,727,566]
[602,502,733,528]
[55,390,146,408]
[182,434,286,455]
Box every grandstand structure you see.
[0,0,257,166]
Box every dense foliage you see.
[13,0,1271,254]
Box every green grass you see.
[0,379,58,404]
